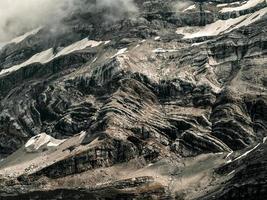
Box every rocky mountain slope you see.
[0,0,267,199]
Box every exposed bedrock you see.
[211,90,267,150]
[0,0,267,199]
[199,144,267,200]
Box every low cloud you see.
[0,0,138,42]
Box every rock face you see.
[0,0,267,199]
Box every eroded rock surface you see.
[0,0,267,199]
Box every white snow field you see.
[176,7,267,39]
[25,133,65,152]
[220,0,266,13]
[55,38,103,57]
[111,48,128,58]
[10,27,42,44]
[183,4,196,12]
[0,38,106,76]
[0,48,54,75]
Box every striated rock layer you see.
[0,0,267,199]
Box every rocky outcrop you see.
[0,0,266,199]
[199,143,267,200]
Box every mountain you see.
[0,0,267,199]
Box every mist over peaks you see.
[0,0,138,42]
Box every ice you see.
[220,0,265,13]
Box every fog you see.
[0,0,137,42]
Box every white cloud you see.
[0,0,76,42]
[0,0,137,42]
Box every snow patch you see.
[176,7,267,39]
[226,151,233,159]
[112,48,128,58]
[104,40,111,45]
[92,57,98,63]
[220,0,266,13]
[191,41,208,47]
[55,38,102,58]
[25,133,65,152]
[227,143,260,163]
[154,36,160,41]
[217,3,229,8]
[227,170,235,176]
[153,48,178,53]
[0,48,54,76]
[183,4,196,12]
[79,131,87,139]
[0,38,106,76]
[10,27,41,44]
[233,143,260,161]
